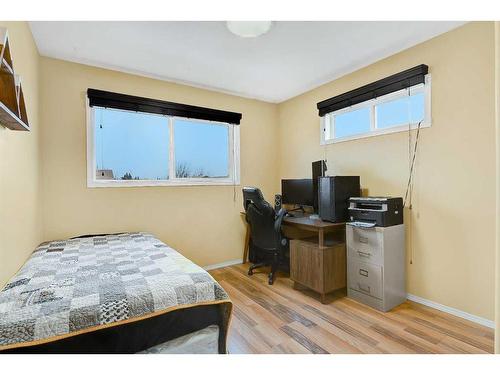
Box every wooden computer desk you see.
[240,212,346,303]
[240,212,344,263]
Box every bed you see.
[0,232,232,354]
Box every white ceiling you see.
[29,21,465,103]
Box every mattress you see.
[0,232,232,353]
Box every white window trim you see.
[320,75,432,145]
[86,100,240,188]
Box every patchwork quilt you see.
[0,232,230,350]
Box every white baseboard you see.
[407,293,494,329]
[203,259,242,271]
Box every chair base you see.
[247,259,289,285]
[248,262,266,276]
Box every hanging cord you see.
[99,109,104,170]
[233,177,237,203]
[323,124,328,164]
[403,120,422,208]
[403,86,422,265]
[408,104,412,175]
[323,116,329,175]
[233,129,237,203]
[323,142,328,172]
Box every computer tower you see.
[312,160,327,212]
[318,176,360,222]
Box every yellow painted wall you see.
[0,22,42,287]
[495,21,500,353]
[39,57,280,268]
[278,22,496,320]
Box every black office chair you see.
[242,187,289,285]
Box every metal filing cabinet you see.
[346,224,405,312]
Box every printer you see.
[348,197,403,227]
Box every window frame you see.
[321,75,431,145]
[86,101,240,188]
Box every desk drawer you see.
[347,259,383,299]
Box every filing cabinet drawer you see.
[347,259,383,299]
[347,288,384,311]
[347,244,383,265]
[347,226,382,253]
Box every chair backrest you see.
[242,187,277,251]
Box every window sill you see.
[87,179,240,188]
[321,121,431,145]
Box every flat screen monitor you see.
[281,179,314,207]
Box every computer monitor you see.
[281,179,314,208]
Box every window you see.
[94,108,170,181]
[87,106,239,187]
[321,76,431,144]
[376,92,425,129]
[174,119,229,179]
[332,107,371,138]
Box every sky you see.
[334,92,424,138]
[377,92,424,128]
[174,118,229,178]
[94,107,229,180]
[94,92,422,180]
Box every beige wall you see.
[39,57,280,268]
[278,22,496,320]
[495,21,500,353]
[0,22,42,287]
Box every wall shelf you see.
[0,27,29,131]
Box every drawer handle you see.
[359,269,369,277]
[359,236,369,244]
[357,250,371,258]
[358,283,371,294]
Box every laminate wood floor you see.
[210,264,494,354]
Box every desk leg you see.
[320,293,327,304]
[243,223,250,264]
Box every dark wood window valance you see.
[87,89,242,125]
[316,64,429,117]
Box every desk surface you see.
[240,210,344,230]
[283,214,345,229]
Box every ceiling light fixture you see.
[226,21,273,38]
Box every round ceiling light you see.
[226,21,273,38]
